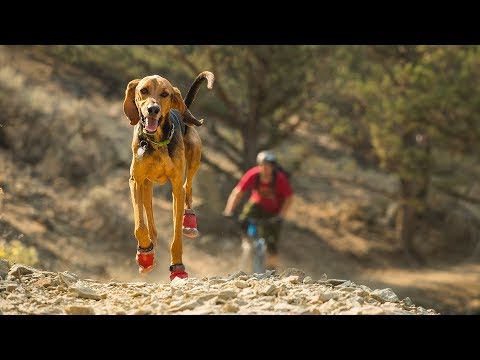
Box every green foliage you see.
[311,45,480,255]
[317,45,480,183]
[32,45,174,96]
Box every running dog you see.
[123,71,214,280]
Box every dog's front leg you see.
[130,175,156,273]
[129,176,149,248]
[143,179,158,247]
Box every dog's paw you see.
[183,211,199,237]
[170,270,189,281]
[169,264,188,280]
[183,228,200,238]
[136,247,156,274]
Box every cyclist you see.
[223,150,294,271]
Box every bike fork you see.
[253,238,266,274]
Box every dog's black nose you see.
[147,104,160,115]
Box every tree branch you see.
[206,48,240,119]
[312,174,397,200]
[433,185,480,205]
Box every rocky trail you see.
[0,260,438,315]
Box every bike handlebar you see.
[223,213,282,225]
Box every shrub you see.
[0,239,39,266]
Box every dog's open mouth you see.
[144,116,160,134]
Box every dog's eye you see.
[140,88,148,95]
[160,92,169,98]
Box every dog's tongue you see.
[145,118,158,132]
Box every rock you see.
[59,271,80,286]
[282,276,300,284]
[218,290,237,300]
[170,300,201,312]
[273,303,299,312]
[338,280,356,288]
[35,277,53,288]
[8,264,37,278]
[223,302,240,313]
[0,262,440,315]
[233,280,249,289]
[39,307,64,315]
[0,259,11,278]
[70,283,106,300]
[279,268,306,282]
[209,278,227,285]
[317,291,338,302]
[6,282,18,292]
[402,297,413,306]
[65,305,95,315]
[303,276,314,284]
[327,279,348,286]
[259,284,277,296]
[197,293,217,302]
[371,288,400,303]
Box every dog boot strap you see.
[169,263,185,272]
[169,263,188,280]
[136,242,156,274]
[137,242,154,254]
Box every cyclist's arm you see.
[223,167,258,216]
[223,186,246,216]
[278,194,293,219]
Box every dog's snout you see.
[147,104,160,115]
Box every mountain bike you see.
[243,218,268,274]
[228,216,281,274]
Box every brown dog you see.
[123,71,214,280]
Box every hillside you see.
[1,45,480,315]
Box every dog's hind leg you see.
[143,179,158,247]
[182,127,201,238]
[184,129,201,210]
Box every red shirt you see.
[236,166,293,214]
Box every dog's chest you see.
[133,151,175,184]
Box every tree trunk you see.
[242,118,258,171]
[396,188,423,265]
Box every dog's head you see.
[123,75,202,133]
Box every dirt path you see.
[0,261,438,315]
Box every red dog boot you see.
[183,209,200,238]
[169,263,188,281]
[136,243,156,274]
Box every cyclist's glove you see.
[269,215,284,224]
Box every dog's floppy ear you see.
[171,87,187,114]
[172,87,204,127]
[123,79,141,125]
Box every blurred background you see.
[1,45,480,314]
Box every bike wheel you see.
[253,238,266,274]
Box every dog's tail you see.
[184,71,215,109]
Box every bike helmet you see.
[256,150,276,165]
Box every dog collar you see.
[138,122,175,147]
